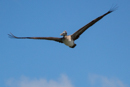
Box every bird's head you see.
[60,31,67,36]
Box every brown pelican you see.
[8,8,116,48]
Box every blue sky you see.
[0,0,130,87]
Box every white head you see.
[60,31,67,36]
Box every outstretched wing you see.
[71,8,116,40]
[8,33,63,43]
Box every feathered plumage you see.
[8,7,117,48]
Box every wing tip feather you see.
[8,32,17,38]
[109,4,118,13]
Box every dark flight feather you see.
[71,7,117,40]
[8,33,63,43]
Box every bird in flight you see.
[8,7,116,48]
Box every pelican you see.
[8,8,116,48]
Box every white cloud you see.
[6,74,74,87]
[6,74,127,87]
[88,74,127,87]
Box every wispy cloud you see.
[6,74,74,87]
[88,74,127,87]
[6,74,127,87]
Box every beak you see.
[60,33,63,36]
